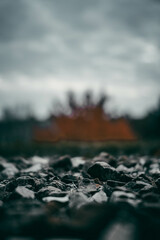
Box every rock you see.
[87,162,119,181]
[0,163,5,171]
[50,155,72,171]
[69,192,90,209]
[141,192,160,203]
[11,186,35,199]
[5,179,17,191]
[23,163,42,173]
[116,164,134,173]
[103,183,113,197]
[9,156,31,170]
[90,190,108,203]
[37,186,62,199]
[155,177,160,189]
[118,155,137,168]
[61,174,79,184]
[93,152,117,167]
[79,181,101,196]
[110,191,140,206]
[1,162,19,178]
[71,156,85,168]
[139,185,157,195]
[125,181,152,193]
[16,176,35,186]
[31,155,49,165]
[43,195,69,203]
[107,180,126,187]
[0,153,160,239]
[49,180,70,191]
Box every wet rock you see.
[5,179,17,191]
[43,195,69,203]
[0,162,5,171]
[9,156,31,170]
[141,192,160,203]
[103,183,113,197]
[16,176,35,187]
[0,153,160,239]
[31,155,49,165]
[79,181,101,196]
[93,152,117,167]
[11,186,35,199]
[90,190,108,203]
[118,155,137,168]
[139,185,157,195]
[37,186,62,199]
[155,177,160,189]
[61,174,79,184]
[23,163,42,173]
[71,156,85,168]
[149,163,160,175]
[69,192,90,209]
[116,164,134,174]
[49,179,71,191]
[110,191,140,206]
[107,180,126,188]
[125,180,152,193]
[1,161,19,178]
[50,155,72,171]
[87,162,119,181]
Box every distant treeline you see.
[0,93,160,144]
[129,100,160,140]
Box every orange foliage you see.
[34,105,136,142]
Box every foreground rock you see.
[0,153,160,239]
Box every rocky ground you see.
[0,152,160,240]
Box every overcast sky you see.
[0,0,160,119]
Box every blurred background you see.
[0,0,160,156]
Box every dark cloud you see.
[0,0,160,118]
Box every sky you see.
[0,0,160,119]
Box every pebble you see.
[87,162,119,181]
[12,186,35,199]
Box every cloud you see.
[0,0,160,118]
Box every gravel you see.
[0,152,160,239]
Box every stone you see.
[16,175,34,185]
[0,154,160,239]
[71,156,85,168]
[11,186,35,199]
[141,192,160,203]
[90,190,108,203]
[87,162,120,181]
[1,162,19,178]
[61,174,79,184]
[155,177,160,189]
[69,192,90,209]
[107,180,126,187]
[125,181,152,192]
[50,155,72,171]
[110,191,140,206]
[5,179,17,192]
[93,152,117,167]
[23,163,42,173]
[43,195,69,203]
[37,186,62,199]
[9,156,31,170]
